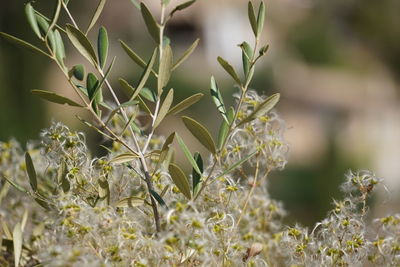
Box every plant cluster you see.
[0,0,399,266]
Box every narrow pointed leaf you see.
[139,87,157,102]
[182,116,216,154]
[47,0,62,38]
[97,26,108,69]
[168,163,191,199]
[13,223,22,267]
[218,151,257,178]
[256,2,266,36]
[170,0,196,17]
[2,175,28,193]
[119,78,136,99]
[119,40,146,69]
[150,189,168,209]
[217,106,234,150]
[98,178,110,204]
[76,115,114,140]
[86,0,107,34]
[0,32,51,58]
[210,76,228,123]
[25,152,37,192]
[167,93,203,115]
[35,15,56,51]
[158,44,173,95]
[159,132,175,164]
[248,1,257,36]
[115,196,144,208]
[66,24,97,65]
[240,41,253,77]
[154,89,174,129]
[31,90,83,107]
[192,152,203,194]
[176,134,201,175]
[172,38,199,71]
[54,29,65,65]
[21,210,28,232]
[140,3,160,44]
[90,57,115,105]
[110,153,139,164]
[217,56,241,85]
[25,3,41,39]
[87,73,100,101]
[136,48,157,94]
[237,93,280,127]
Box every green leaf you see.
[25,3,41,39]
[70,64,85,81]
[13,223,22,267]
[87,73,100,101]
[1,175,28,193]
[176,134,201,175]
[136,48,157,96]
[168,163,191,199]
[217,56,241,85]
[182,116,216,154]
[97,26,108,69]
[120,40,147,70]
[259,44,269,56]
[138,96,152,114]
[0,32,51,58]
[35,14,56,51]
[192,152,203,195]
[129,0,141,10]
[115,196,144,208]
[217,106,234,150]
[154,89,174,129]
[47,0,62,38]
[110,153,139,164]
[237,93,280,127]
[86,0,107,34]
[167,93,203,115]
[57,161,70,193]
[162,132,176,152]
[239,41,253,77]
[118,78,136,99]
[218,151,257,178]
[33,197,54,210]
[31,90,83,107]
[98,177,110,204]
[172,38,199,71]
[91,57,115,105]
[158,44,173,95]
[256,1,266,36]
[54,29,66,65]
[140,3,160,44]
[66,24,98,65]
[248,1,257,36]
[170,0,196,17]
[150,189,168,209]
[139,87,157,102]
[210,76,228,123]
[24,152,37,192]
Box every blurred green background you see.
[1,0,399,227]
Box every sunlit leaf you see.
[217,56,241,85]
[154,89,174,129]
[140,3,160,44]
[237,93,280,127]
[172,38,199,71]
[110,153,139,164]
[25,3,41,39]
[54,29,65,66]
[66,24,97,65]
[176,134,201,175]
[182,116,216,154]
[86,0,107,34]
[0,32,51,58]
[13,223,22,267]
[25,152,37,192]
[31,90,83,107]
[210,76,228,123]
[136,48,157,95]
[167,93,203,115]
[168,163,191,199]
[158,44,173,95]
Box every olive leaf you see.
[120,40,157,77]
[182,116,216,154]
[25,152,37,192]
[70,64,85,81]
[167,93,203,115]
[97,26,108,69]
[31,90,83,107]
[239,41,253,77]
[248,1,257,36]
[0,32,51,58]
[217,56,241,85]
[25,3,41,39]
[115,196,144,208]
[192,152,203,195]
[135,48,157,95]
[168,163,191,199]
[158,44,173,95]
[256,2,266,36]
[154,89,174,129]
[175,133,201,175]
[66,24,98,65]
[217,106,234,150]
[86,0,107,34]
[13,223,22,267]
[170,0,196,17]
[140,3,160,44]
[172,38,199,71]
[237,93,280,127]
[210,76,228,123]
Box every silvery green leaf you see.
[47,0,62,38]
[172,38,199,71]
[248,1,257,36]
[66,24,98,65]
[154,89,174,129]
[86,0,107,34]
[110,153,139,164]
[136,48,157,95]
[54,29,65,65]
[210,76,228,123]
[140,87,157,102]
[256,2,266,36]
[25,152,37,192]
[168,163,191,199]
[115,196,144,208]
[25,3,41,39]
[167,93,203,115]
[13,223,22,267]
[182,116,216,154]
[217,56,241,85]
[0,32,51,58]
[217,106,234,150]
[237,93,280,127]
[176,134,201,175]
[35,14,56,51]
[97,26,108,69]
[31,90,83,107]
[140,3,160,44]
[192,152,203,195]
[170,0,196,17]
[239,41,253,77]
[158,44,173,95]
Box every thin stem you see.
[62,3,78,28]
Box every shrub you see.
[0,0,399,266]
